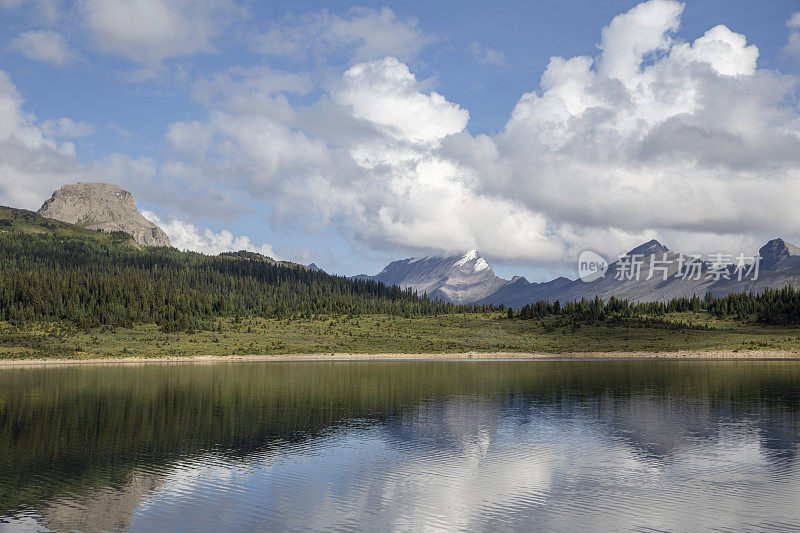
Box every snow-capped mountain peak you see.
[453,250,490,272]
[360,250,506,304]
[454,249,479,267]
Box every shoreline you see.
[2,349,800,366]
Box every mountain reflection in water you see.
[1,360,799,532]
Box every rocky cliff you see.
[37,182,171,247]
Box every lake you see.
[1,360,799,532]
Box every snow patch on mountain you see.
[454,250,479,267]
[474,257,490,272]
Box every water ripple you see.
[2,361,800,532]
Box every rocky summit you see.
[37,182,171,247]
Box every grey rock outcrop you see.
[37,182,171,247]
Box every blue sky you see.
[1,0,800,281]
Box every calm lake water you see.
[1,360,800,532]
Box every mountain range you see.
[26,182,800,309]
[357,240,800,308]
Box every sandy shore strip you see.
[2,349,800,366]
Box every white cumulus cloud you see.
[0,68,162,213]
[161,0,800,268]
[142,211,279,259]
[332,57,469,144]
[494,0,794,254]
[598,0,683,82]
[0,69,85,208]
[4,0,784,269]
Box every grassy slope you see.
[2,313,800,359]
[0,205,136,243]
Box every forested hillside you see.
[511,289,800,325]
[0,207,480,331]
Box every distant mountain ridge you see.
[361,239,800,308]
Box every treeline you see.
[510,287,800,325]
[0,232,498,331]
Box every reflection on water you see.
[1,361,800,532]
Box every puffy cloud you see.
[332,57,469,143]
[3,0,798,269]
[671,25,758,76]
[491,0,799,258]
[164,56,563,262]
[10,30,78,66]
[0,69,84,208]
[469,42,508,66]
[598,0,683,82]
[80,0,243,67]
[164,0,800,267]
[0,68,161,214]
[253,7,433,63]
[142,211,279,259]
